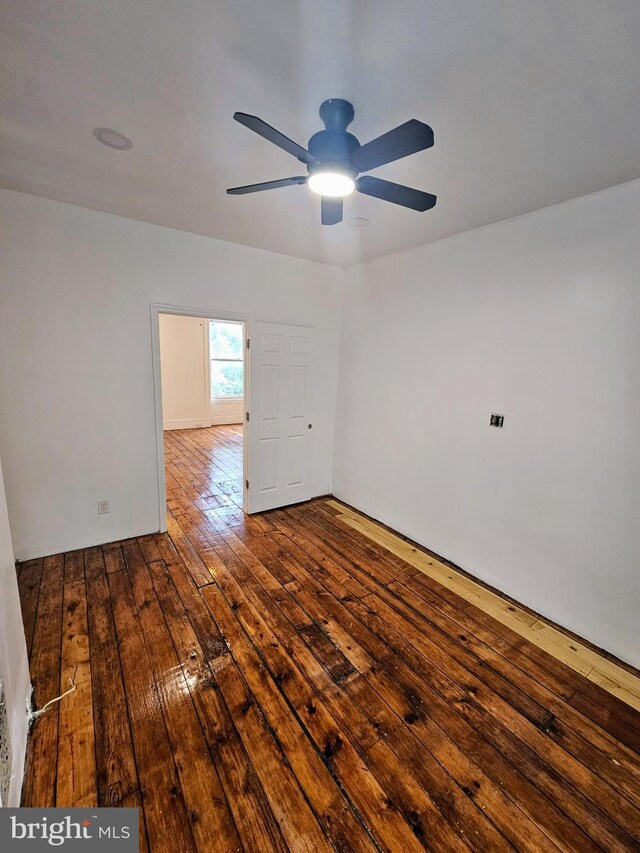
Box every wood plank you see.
[85,556,140,807]
[103,543,125,574]
[56,579,97,806]
[122,548,243,852]
[108,569,198,852]
[213,647,333,853]
[569,680,640,752]
[166,514,215,586]
[152,533,228,660]
[143,557,289,853]
[17,557,43,657]
[22,553,64,807]
[63,550,84,583]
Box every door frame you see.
[150,302,252,533]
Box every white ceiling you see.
[2,0,640,267]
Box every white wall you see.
[0,189,342,559]
[334,179,640,667]
[0,454,31,806]
[159,314,209,430]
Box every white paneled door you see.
[245,322,315,513]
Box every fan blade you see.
[227,176,307,195]
[357,176,436,211]
[321,197,343,225]
[350,119,434,172]
[234,113,317,165]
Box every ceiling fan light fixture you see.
[308,171,355,197]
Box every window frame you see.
[209,320,244,400]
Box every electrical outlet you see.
[490,413,505,428]
[0,679,12,808]
[98,499,110,515]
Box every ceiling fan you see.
[227,98,436,225]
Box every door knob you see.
[307,424,312,429]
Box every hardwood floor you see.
[327,501,640,711]
[17,424,640,851]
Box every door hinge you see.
[245,411,250,422]
[246,338,250,350]
[245,479,249,490]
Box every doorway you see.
[152,305,249,533]
[157,312,246,523]
[151,304,318,532]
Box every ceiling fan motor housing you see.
[306,99,360,180]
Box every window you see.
[210,321,243,397]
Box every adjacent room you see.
[0,1,639,850]
[159,313,245,518]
